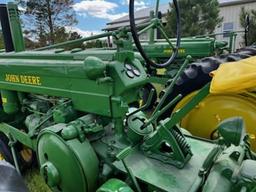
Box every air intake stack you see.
[0,4,14,52]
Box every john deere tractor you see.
[0,1,256,192]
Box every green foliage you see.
[18,0,78,47]
[84,39,108,49]
[240,7,256,45]
[165,0,223,37]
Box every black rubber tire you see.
[0,161,28,192]
[0,133,14,164]
[0,133,35,171]
[159,45,256,120]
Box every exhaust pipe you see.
[0,4,14,52]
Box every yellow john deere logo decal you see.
[2,97,7,104]
[164,48,186,54]
[5,74,41,86]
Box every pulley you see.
[37,126,99,192]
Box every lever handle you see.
[126,88,155,118]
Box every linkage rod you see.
[36,31,113,51]
[152,56,191,116]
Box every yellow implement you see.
[210,56,256,94]
[175,56,256,150]
[174,92,256,150]
[0,153,4,160]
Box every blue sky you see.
[0,0,170,36]
[73,0,170,36]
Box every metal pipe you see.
[155,0,160,17]
[0,4,14,52]
[7,2,25,52]
[165,83,210,129]
[36,31,113,51]
[152,56,191,116]
[9,135,21,174]
[149,11,155,44]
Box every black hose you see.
[129,0,181,68]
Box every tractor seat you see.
[0,161,28,192]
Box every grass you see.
[24,169,51,192]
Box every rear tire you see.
[160,45,256,120]
[0,133,14,164]
[0,133,35,171]
[0,160,28,192]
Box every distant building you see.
[215,0,256,49]
[104,0,256,49]
[103,4,168,40]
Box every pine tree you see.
[20,0,77,47]
[240,7,256,45]
[165,0,223,37]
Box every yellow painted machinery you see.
[174,92,256,150]
[161,46,256,150]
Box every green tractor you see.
[0,1,256,192]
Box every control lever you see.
[141,94,182,129]
[152,55,191,117]
[126,88,155,118]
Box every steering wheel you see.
[129,0,181,69]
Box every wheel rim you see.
[174,92,256,151]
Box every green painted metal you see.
[0,55,147,118]
[0,123,36,149]
[53,102,77,123]
[113,138,215,192]
[217,117,246,147]
[97,179,134,192]
[165,83,210,129]
[0,2,255,192]
[152,55,191,115]
[148,11,155,44]
[143,37,227,60]
[7,3,25,52]
[36,31,113,51]
[0,90,19,114]
[37,126,99,192]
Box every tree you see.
[84,40,108,49]
[165,0,223,37]
[240,7,256,45]
[23,28,82,49]
[20,0,77,47]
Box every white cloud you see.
[65,26,101,37]
[123,0,149,11]
[73,0,127,21]
[18,5,26,12]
